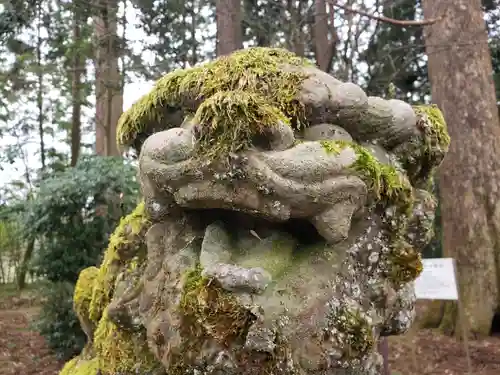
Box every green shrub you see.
[32,282,86,360]
[27,155,139,283]
[27,155,140,359]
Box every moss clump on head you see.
[117,47,312,155]
[89,201,150,324]
[93,308,161,374]
[58,357,99,375]
[193,90,290,159]
[320,140,414,213]
[74,266,99,323]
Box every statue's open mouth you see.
[185,207,327,294]
[191,208,325,246]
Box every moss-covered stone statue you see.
[60,47,450,375]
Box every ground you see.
[0,285,499,375]
[388,301,500,375]
[389,328,500,374]
[0,283,63,375]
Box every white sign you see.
[414,258,459,300]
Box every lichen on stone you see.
[328,302,375,360]
[117,47,312,155]
[236,234,295,280]
[385,239,423,286]
[89,201,150,324]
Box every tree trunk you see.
[20,3,45,290]
[71,10,84,166]
[421,0,500,338]
[36,2,45,171]
[286,0,306,57]
[189,0,199,66]
[313,0,336,72]
[17,237,35,290]
[94,0,123,156]
[216,0,243,56]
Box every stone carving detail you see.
[61,48,450,375]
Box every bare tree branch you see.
[329,0,444,26]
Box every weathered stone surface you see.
[302,123,354,143]
[61,47,450,375]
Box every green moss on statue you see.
[332,306,374,359]
[180,265,254,341]
[413,104,450,151]
[169,265,255,374]
[397,104,450,187]
[60,202,154,375]
[117,47,312,157]
[92,308,162,374]
[385,240,423,286]
[320,140,423,288]
[59,358,99,375]
[89,201,150,324]
[74,266,99,323]
[320,140,414,212]
[195,91,291,159]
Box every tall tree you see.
[285,0,308,57]
[93,0,123,156]
[313,0,337,72]
[70,7,85,166]
[216,0,243,56]
[35,1,46,172]
[242,0,283,47]
[422,0,500,337]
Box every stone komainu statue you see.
[60,48,450,375]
